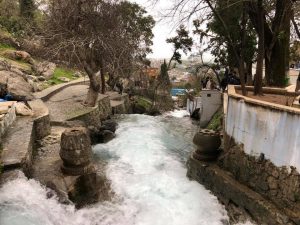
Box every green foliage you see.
[206,108,223,131]
[197,0,257,68]
[136,96,152,110]
[184,83,192,90]
[290,40,300,63]
[48,67,75,85]
[158,60,171,86]
[0,0,36,36]
[0,43,15,51]
[166,25,193,68]
[20,0,36,20]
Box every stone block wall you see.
[0,103,16,141]
[218,144,300,222]
[98,96,112,121]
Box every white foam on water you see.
[0,114,229,225]
[165,109,190,118]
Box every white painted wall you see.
[200,90,222,127]
[226,97,300,171]
[187,97,202,115]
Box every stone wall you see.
[98,96,111,121]
[218,144,300,223]
[69,96,112,126]
[221,86,300,223]
[187,156,295,225]
[225,86,300,171]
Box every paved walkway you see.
[43,83,125,121]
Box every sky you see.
[129,0,176,59]
[129,0,213,62]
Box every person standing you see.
[296,72,300,92]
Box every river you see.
[0,110,232,225]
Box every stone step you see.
[1,117,34,175]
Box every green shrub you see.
[206,108,223,131]
[136,96,152,110]
[47,67,75,85]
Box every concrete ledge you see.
[1,100,51,176]
[228,85,300,114]
[187,156,298,225]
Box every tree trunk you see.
[83,62,101,106]
[205,0,247,95]
[246,62,253,85]
[100,59,106,94]
[85,87,99,107]
[238,3,247,96]
[254,0,264,95]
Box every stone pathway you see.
[44,84,127,121]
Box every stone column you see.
[60,127,94,176]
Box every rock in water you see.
[101,120,118,133]
[60,127,94,176]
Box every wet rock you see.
[147,107,161,116]
[68,173,111,208]
[101,130,116,143]
[132,103,146,114]
[101,120,118,133]
[191,108,200,120]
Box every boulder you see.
[101,130,116,143]
[0,106,9,114]
[73,71,82,78]
[34,62,56,80]
[2,50,34,64]
[28,80,39,92]
[132,103,146,114]
[100,120,118,133]
[15,102,34,116]
[58,77,70,83]
[37,76,46,82]
[27,75,38,82]
[0,71,34,100]
[89,126,116,144]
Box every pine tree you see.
[158,60,171,86]
[19,0,35,20]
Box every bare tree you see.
[42,0,154,106]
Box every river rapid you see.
[0,110,232,225]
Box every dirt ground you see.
[236,90,296,106]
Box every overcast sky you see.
[129,0,179,59]
[129,0,213,62]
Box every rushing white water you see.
[0,112,229,225]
